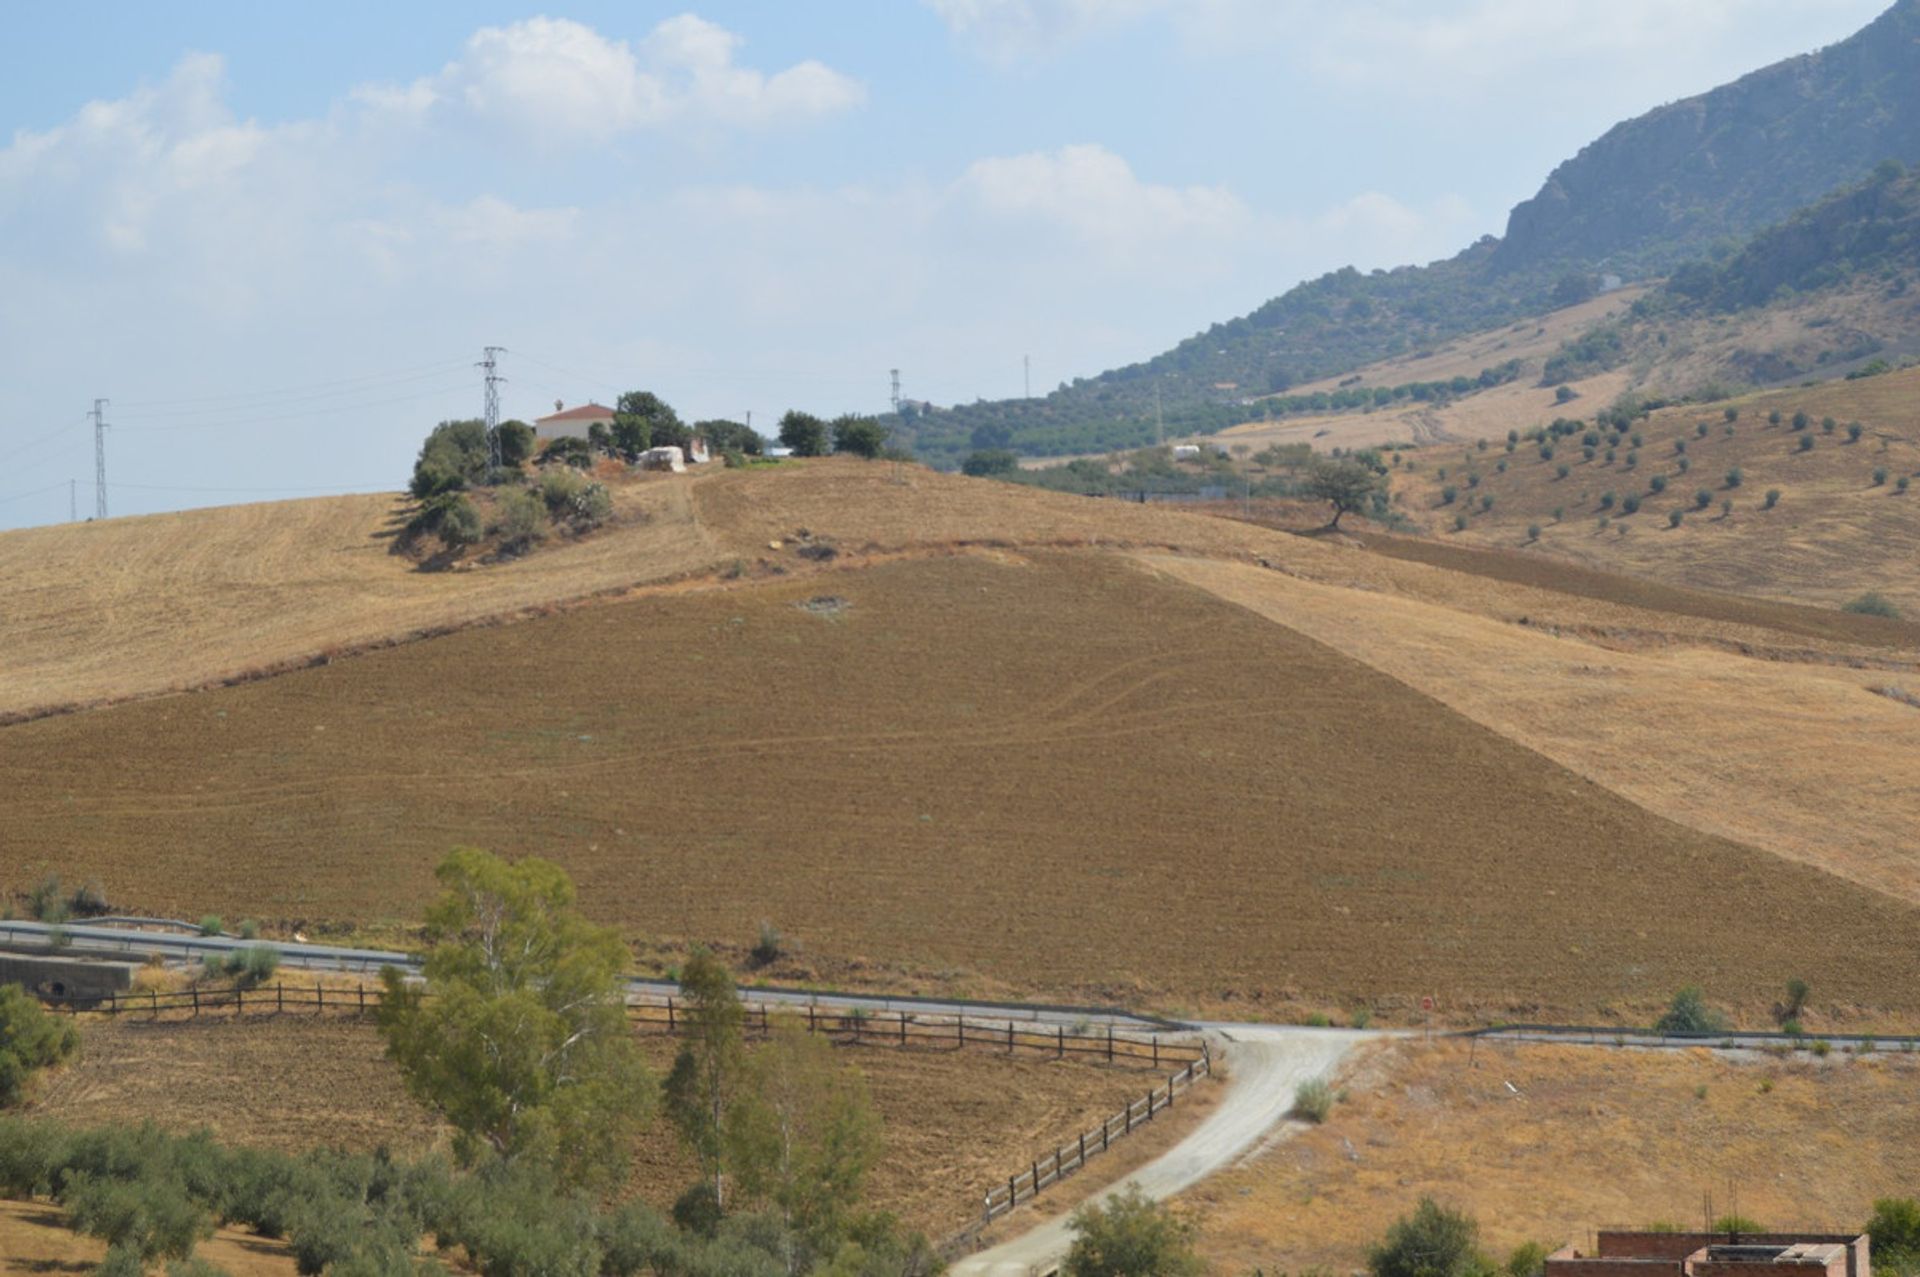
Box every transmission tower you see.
[479,346,506,468]
[91,398,109,520]
[889,368,901,413]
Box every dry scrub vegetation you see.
[21,1014,1156,1235]
[1188,1039,1920,1274]
[7,549,1919,1022]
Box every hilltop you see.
[4,460,1918,1026]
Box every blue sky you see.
[0,0,1890,528]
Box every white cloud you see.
[957,144,1249,259]
[923,0,1163,62]
[370,15,864,141]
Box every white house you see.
[534,401,617,442]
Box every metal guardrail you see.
[1464,1023,1920,1051]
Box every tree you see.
[831,415,890,459]
[1654,986,1728,1035]
[778,411,829,458]
[1867,1199,1920,1268]
[616,391,684,453]
[665,949,747,1212]
[410,419,489,498]
[493,420,536,468]
[726,1017,883,1270]
[1062,1186,1204,1277]
[375,849,649,1187]
[962,449,1019,477]
[1368,1198,1492,1277]
[695,419,764,457]
[0,985,79,1107]
[1305,456,1383,529]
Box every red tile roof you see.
[536,403,616,423]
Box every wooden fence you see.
[942,1042,1212,1259]
[55,983,1202,1072]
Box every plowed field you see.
[7,551,1918,1022]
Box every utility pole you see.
[91,398,109,520]
[479,346,506,469]
[889,368,901,413]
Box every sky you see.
[0,0,1892,529]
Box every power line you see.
[0,480,70,507]
[111,357,472,411]
[113,379,473,433]
[106,480,393,495]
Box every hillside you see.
[905,3,1920,464]
[1389,365,1920,611]
[6,460,1920,1025]
[1498,0,1920,275]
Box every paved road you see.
[0,920,1180,1032]
[950,1025,1371,1277]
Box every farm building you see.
[1547,1232,1871,1277]
[535,401,617,443]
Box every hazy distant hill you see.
[912,2,1920,465]
[1498,0,1920,276]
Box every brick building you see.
[1548,1231,1871,1277]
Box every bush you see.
[492,490,548,554]
[1598,492,1615,510]
[1697,422,1710,439]
[831,416,891,459]
[1441,486,1458,506]
[1764,488,1781,509]
[1669,510,1685,528]
[1369,1199,1487,1277]
[28,873,68,924]
[1621,494,1640,514]
[1479,495,1493,513]
[1783,977,1810,1021]
[1874,467,1889,486]
[1674,438,1687,454]
[1293,1078,1335,1123]
[1848,422,1866,442]
[1867,1198,1920,1265]
[538,468,585,512]
[63,1170,212,1260]
[1822,417,1837,435]
[1726,467,1743,488]
[1901,476,1912,493]
[0,986,80,1106]
[1798,435,1814,452]
[1655,986,1728,1035]
[749,921,784,968]
[237,919,259,940]
[1694,488,1712,509]
[1725,407,1739,423]
[1843,592,1901,619]
[1453,513,1468,532]
[1526,524,1542,542]
[1556,464,1570,479]
[1063,1185,1204,1277]
[1677,455,1691,473]
[222,946,279,988]
[1649,475,1667,493]
[1714,1215,1765,1235]
[1792,411,1810,431]
[1508,1241,1552,1277]
[198,916,224,937]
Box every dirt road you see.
[951,1026,1368,1276]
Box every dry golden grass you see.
[7,550,1920,1023]
[1142,553,1920,910]
[0,476,721,722]
[1393,365,1920,611]
[0,1198,299,1276]
[1187,1039,1920,1275]
[19,1014,1161,1235]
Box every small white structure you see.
[638,446,686,473]
[1171,444,1201,460]
[687,437,711,465]
[534,400,617,443]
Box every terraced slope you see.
[7,548,1918,1023]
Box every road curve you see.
[951,1025,1369,1277]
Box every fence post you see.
[1031,1160,1040,1191]
[808,1003,816,1033]
[1007,1022,1014,1056]
[1057,1025,1064,1058]
[1146,1088,1155,1119]
[358,984,366,1015]
[667,998,675,1032]
[1102,1119,1110,1151]
[191,984,199,1018]
[236,984,243,1014]
[1108,1024,1114,1063]
[900,1013,907,1047]
[1125,1103,1133,1135]
[1008,1175,1017,1207]
[151,987,158,1016]
[277,982,284,1014]
[1078,1132,1086,1167]
[1153,1037,1159,1069]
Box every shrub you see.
[1552,506,1564,522]
[237,919,259,940]
[1621,494,1640,514]
[1655,986,1728,1035]
[1798,434,1814,452]
[1649,475,1667,493]
[1725,407,1739,423]
[1605,447,1617,463]
[1722,499,1733,518]
[1351,1008,1372,1029]
[1369,1199,1487,1277]
[1725,467,1743,488]
[1874,467,1889,486]
[223,946,279,988]
[28,873,68,924]
[1479,495,1494,513]
[1440,486,1458,506]
[1583,446,1596,461]
[1527,524,1542,542]
[492,490,548,554]
[1900,476,1912,493]
[1715,1215,1765,1235]
[63,1170,212,1260]
[1598,492,1616,510]
[1812,1039,1832,1057]
[1866,1198,1920,1265]
[1293,1078,1335,1123]
[538,468,585,512]
[68,880,109,918]
[1625,450,1639,469]
[1792,411,1810,431]
[1848,422,1865,442]
[1677,456,1690,473]
[198,916,224,937]
[1843,592,1901,619]
[1783,977,1810,1021]
[1668,510,1685,528]
[1538,444,1554,462]
[1768,410,1782,426]
[0,986,80,1106]
[1497,460,1509,473]
[1695,488,1712,509]
[1697,422,1710,439]
[1468,473,1481,489]
[1064,1185,1203,1277]
[1631,432,1645,448]
[1674,438,1687,455]
[1764,488,1781,509]
[749,921,784,968]
[1556,464,1570,479]
[1822,416,1837,434]
[1453,513,1468,532]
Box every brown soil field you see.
[19,1013,1163,1236]
[7,549,1920,1023]
[1391,365,1920,612]
[1187,1039,1920,1274]
[1142,553,1920,909]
